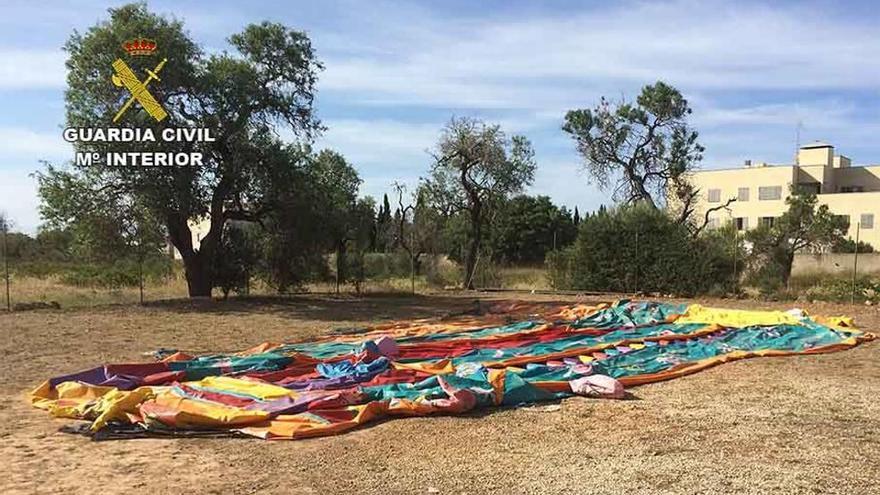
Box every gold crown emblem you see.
[122,38,157,56]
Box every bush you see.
[11,260,76,278]
[57,257,174,288]
[469,257,503,288]
[213,224,259,298]
[546,249,575,290]
[832,238,875,253]
[790,273,879,303]
[362,252,413,280]
[424,255,461,287]
[547,204,740,296]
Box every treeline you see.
[549,188,872,296]
[9,180,579,296]
[365,192,578,265]
[21,4,872,300]
[0,217,173,288]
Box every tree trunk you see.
[166,213,215,298]
[182,253,213,297]
[781,251,796,288]
[464,208,482,290]
[335,239,347,294]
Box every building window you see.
[758,186,782,200]
[737,187,749,201]
[707,189,721,203]
[797,182,821,195]
[835,215,850,229]
[841,186,864,193]
[706,218,720,230]
[760,216,776,228]
[734,217,748,231]
[861,214,874,229]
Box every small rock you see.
[524,404,562,413]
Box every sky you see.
[1,0,879,234]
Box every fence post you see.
[2,222,9,311]
[851,222,860,306]
[732,229,738,293]
[138,253,144,305]
[335,246,340,295]
[410,227,415,295]
[634,230,640,295]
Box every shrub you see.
[213,223,259,298]
[832,238,875,253]
[57,257,173,288]
[362,252,412,280]
[469,257,503,288]
[790,273,880,303]
[744,188,848,290]
[547,204,740,296]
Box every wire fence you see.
[2,223,878,312]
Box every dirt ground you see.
[1,293,878,495]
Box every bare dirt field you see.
[2,293,878,495]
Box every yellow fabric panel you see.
[194,376,296,400]
[814,315,856,329]
[392,359,454,374]
[386,398,438,416]
[556,303,607,321]
[30,381,162,428]
[237,342,282,355]
[90,387,158,431]
[241,402,388,440]
[34,382,117,419]
[148,392,270,427]
[30,381,58,410]
[676,304,801,327]
[30,380,114,409]
[487,369,506,405]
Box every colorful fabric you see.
[29,300,874,440]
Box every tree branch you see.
[692,197,736,236]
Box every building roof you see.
[800,141,833,150]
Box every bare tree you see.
[424,117,536,289]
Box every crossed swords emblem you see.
[111,57,168,123]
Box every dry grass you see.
[3,265,549,310]
[2,293,878,494]
[4,274,190,307]
[4,274,433,309]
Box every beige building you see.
[687,142,880,248]
[168,219,212,260]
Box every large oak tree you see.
[37,3,322,296]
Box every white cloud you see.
[317,118,441,170]
[0,127,70,157]
[527,158,606,213]
[3,0,880,229]
[692,98,880,167]
[0,48,66,89]
[318,1,880,109]
[695,100,857,129]
[0,170,40,234]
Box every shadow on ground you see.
[138,292,591,324]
